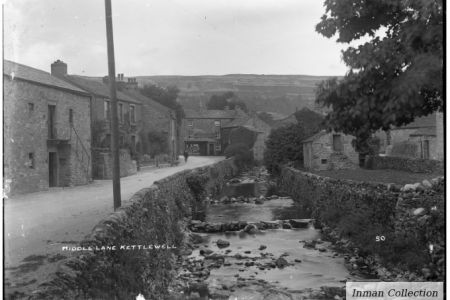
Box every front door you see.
[49,152,58,187]
[423,140,430,159]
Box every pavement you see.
[4,156,223,295]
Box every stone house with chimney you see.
[302,130,359,171]
[51,60,142,178]
[3,60,92,195]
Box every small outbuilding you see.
[302,130,359,171]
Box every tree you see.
[294,108,325,135]
[263,123,307,175]
[140,84,185,125]
[315,0,443,149]
[146,130,169,157]
[206,92,248,112]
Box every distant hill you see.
[135,74,339,116]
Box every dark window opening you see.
[321,159,327,164]
[332,134,343,152]
[69,109,73,125]
[28,103,34,115]
[28,152,35,169]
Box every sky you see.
[3,0,349,76]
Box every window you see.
[214,120,220,127]
[131,135,136,151]
[129,105,136,124]
[215,143,221,151]
[321,159,327,164]
[187,120,193,127]
[118,103,123,123]
[28,103,34,115]
[119,135,124,147]
[69,109,73,125]
[28,153,35,169]
[104,101,111,120]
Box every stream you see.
[171,168,363,300]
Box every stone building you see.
[182,109,237,155]
[221,112,271,161]
[302,130,358,171]
[3,60,92,195]
[377,112,444,161]
[51,60,142,178]
[121,88,178,162]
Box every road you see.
[4,156,223,276]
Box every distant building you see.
[51,60,142,178]
[182,109,237,155]
[302,130,358,171]
[3,60,92,195]
[221,111,271,161]
[377,112,444,161]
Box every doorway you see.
[49,152,58,187]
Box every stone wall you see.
[31,158,238,299]
[278,167,445,279]
[371,155,444,174]
[93,148,137,179]
[3,77,92,196]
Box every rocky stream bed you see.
[168,169,372,300]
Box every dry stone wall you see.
[31,158,238,300]
[278,167,444,280]
[370,155,443,173]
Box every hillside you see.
[135,74,338,116]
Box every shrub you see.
[224,143,254,170]
[263,123,307,176]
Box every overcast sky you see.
[4,0,348,76]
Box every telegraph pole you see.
[104,0,121,210]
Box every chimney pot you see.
[51,59,67,78]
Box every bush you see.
[263,123,307,176]
[224,143,254,169]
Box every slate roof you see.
[122,89,172,114]
[65,75,141,104]
[302,130,328,143]
[395,113,437,129]
[410,127,436,136]
[184,109,237,119]
[3,60,88,95]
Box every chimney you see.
[51,59,67,78]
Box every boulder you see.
[275,257,289,269]
[303,240,316,249]
[282,222,292,229]
[413,207,426,216]
[200,249,213,256]
[259,245,267,251]
[289,219,312,228]
[422,179,433,188]
[243,224,259,234]
[217,239,230,248]
[190,233,205,244]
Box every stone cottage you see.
[302,130,358,171]
[377,112,444,161]
[51,60,142,178]
[121,88,178,162]
[3,60,92,195]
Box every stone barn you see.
[302,130,358,171]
